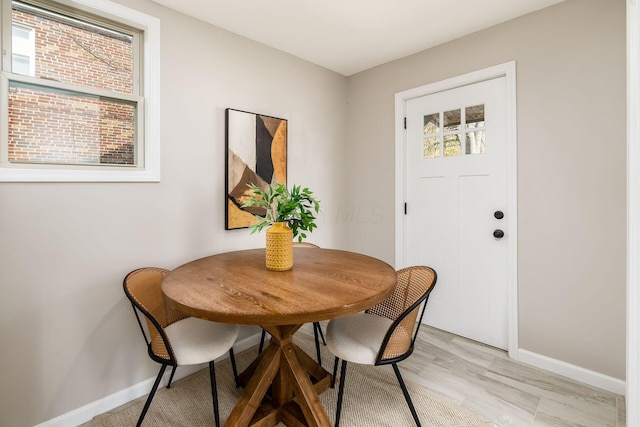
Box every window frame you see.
[423,104,486,159]
[0,0,160,182]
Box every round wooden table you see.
[162,247,397,427]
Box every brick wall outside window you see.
[9,6,136,166]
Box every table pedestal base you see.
[225,325,333,427]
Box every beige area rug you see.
[93,333,491,427]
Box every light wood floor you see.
[393,325,626,427]
[82,324,625,427]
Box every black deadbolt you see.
[493,229,505,238]
[494,211,504,220]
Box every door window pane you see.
[423,112,439,134]
[424,136,440,158]
[444,134,462,157]
[465,104,485,154]
[466,131,485,155]
[423,112,441,158]
[444,109,461,132]
[466,104,485,128]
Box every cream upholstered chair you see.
[258,242,327,364]
[326,266,437,427]
[123,267,240,427]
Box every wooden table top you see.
[162,248,397,326]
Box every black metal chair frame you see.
[331,269,437,427]
[124,272,239,427]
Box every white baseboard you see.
[34,333,261,427]
[517,348,626,396]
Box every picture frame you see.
[225,108,288,230]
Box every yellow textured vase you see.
[265,222,293,271]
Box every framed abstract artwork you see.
[225,108,287,230]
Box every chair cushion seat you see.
[326,312,393,365]
[164,317,239,365]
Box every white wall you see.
[0,0,348,425]
[345,0,626,381]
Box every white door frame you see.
[627,1,639,425]
[394,61,519,358]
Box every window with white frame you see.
[11,23,34,76]
[0,0,160,181]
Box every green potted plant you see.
[243,182,320,270]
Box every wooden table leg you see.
[225,342,281,426]
[281,341,332,426]
[225,325,333,427]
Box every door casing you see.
[394,61,519,358]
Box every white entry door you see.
[405,76,510,350]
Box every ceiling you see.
[149,0,565,76]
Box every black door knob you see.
[494,211,504,219]
[493,229,504,238]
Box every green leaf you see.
[242,181,321,240]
